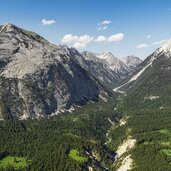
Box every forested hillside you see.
[0,98,123,171]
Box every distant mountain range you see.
[0,23,142,119]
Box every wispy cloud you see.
[97,25,108,31]
[98,20,112,26]
[97,20,112,31]
[41,19,56,26]
[137,43,149,49]
[153,40,167,45]
[146,35,152,39]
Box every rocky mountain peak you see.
[0,23,50,46]
[122,55,142,68]
[0,23,17,32]
[97,51,116,60]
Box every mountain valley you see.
[0,23,171,171]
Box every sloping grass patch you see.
[160,149,171,156]
[160,141,171,146]
[69,149,88,163]
[144,141,155,145]
[0,156,28,169]
[159,129,171,138]
[144,140,171,147]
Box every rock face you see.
[122,55,142,73]
[96,52,129,78]
[95,52,141,79]
[81,51,122,87]
[0,23,105,119]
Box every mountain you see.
[115,39,171,109]
[0,23,110,119]
[73,51,142,89]
[81,51,123,87]
[96,52,129,78]
[122,55,142,72]
[96,52,141,79]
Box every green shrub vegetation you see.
[0,156,28,169]
[160,149,171,156]
[68,149,88,163]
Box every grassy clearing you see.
[144,141,155,145]
[160,141,171,146]
[68,149,88,163]
[159,129,171,138]
[64,133,80,138]
[160,149,171,156]
[143,129,171,146]
[144,129,171,158]
[144,140,171,147]
[0,156,28,169]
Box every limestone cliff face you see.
[0,23,102,119]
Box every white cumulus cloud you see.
[41,19,56,26]
[61,34,93,49]
[136,43,149,49]
[78,34,94,44]
[72,42,87,49]
[95,35,106,42]
[108,33,125,42]
[61,34,78,43]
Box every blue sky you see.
[0,0,171,59]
